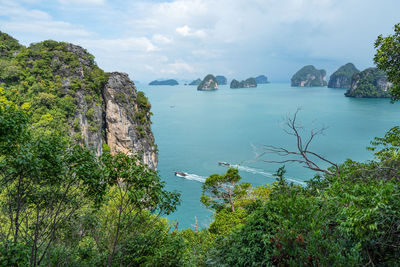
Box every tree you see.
[374,23,400,101]
[201,168,246,212]
[100,152,180,267]
[0,98,106,266]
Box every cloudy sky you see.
[0,0,399,82]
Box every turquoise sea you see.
[141,83,400,229]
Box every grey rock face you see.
[103,73,158,169]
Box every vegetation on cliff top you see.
[197,74,218,90]
[0,36,108,136]
[328,63,359,88]
[345,67,390,98]
[291,65,327,87]
[230,77,257,88]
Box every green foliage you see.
[0,31,23,57]
[201,167,242,212]
[0,241,30,266]
[86,107,95,120]
[230,77,257,88]
[208,132,400,266]
[374,23,400,101]
[345,68,390,98]
[0,36,107,137]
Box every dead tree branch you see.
[258,108,339,177]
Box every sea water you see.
[140,83,400,229]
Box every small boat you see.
[218,161,230,166]
[174,171,188,177]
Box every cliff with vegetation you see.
[0,31,157,169]
[291,65,327,87]
[328,63,359,88]
[230,77,257,88]
[197,74,218,90]
[345,67,391,98]
[149,79,178,86]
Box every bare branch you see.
[258,109,339,177]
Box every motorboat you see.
[174,171,188,177]
[218,161,230,167]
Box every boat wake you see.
[229,164,306,185]
[176,172,206,183]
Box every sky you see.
[0,0,399,82]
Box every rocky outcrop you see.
[328,63,359,89]
[255,75,269,84]
[189,78,201,85]
[230,78,257,88]
[291,65,327,87]
[103,73,157,169]
[0,33,158,170]
[345,68,391,98]
[149,79,178,86]
[216,75,227,85]
[198,74,218,90]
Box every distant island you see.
[291,65,327,87]
[230,78,257,88]
[149,79,179,86]
[255,75,269,84]
[216,75,227,85]
[328,63,359,89]
[189,78,202,86]
[345,67,391,98]
[198,74,218,90]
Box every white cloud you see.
[2,0,400,81]
[0,0,92,43]
[79,37,158,53]
[160,61,195,75]
[152,34,173,44]
[58,0,105,5]
[176,25,207,38]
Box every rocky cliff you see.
[103,73,157,169]
[345,68,391,98]
[230,78,257,88]
[0,32,158,169]
[328,63,359,89]
[291,65,327,87]
[198,74,218,90]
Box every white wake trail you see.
[230,164,306,186]
[176,173,206,183]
